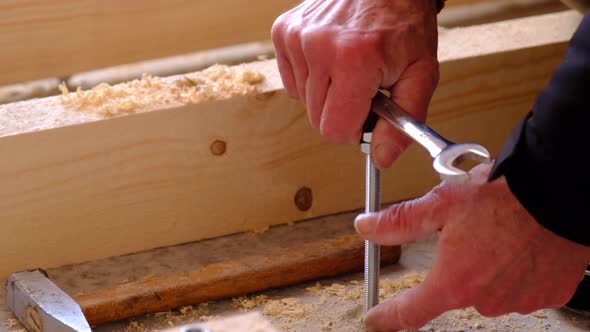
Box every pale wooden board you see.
[438,0,568,28]
[0,11,582,278]
[0,0,300,85]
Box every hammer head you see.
[6,270,91,332]
[433,143,491,183]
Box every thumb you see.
[371,57,439,168]
[364,275,451,331]
[354,185,449,245]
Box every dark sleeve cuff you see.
[487,12,590,247]
[488,114,590,247]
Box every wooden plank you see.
[42,211,397,326]
[76,231,399,325]
[0,11,581,278]
[0,0,299,85]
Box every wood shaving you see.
[138,302,210,331]
[454,307,481,320]
[473,320,485,329]
[124,321,145,332]
[532,310,547,319]
[231,294,269,311]
[263,298,313,319]
[59,64,264,117]
[379,271,426,298]
[5,318,19,328]
[305,272,427,302]
[305,282,323,294]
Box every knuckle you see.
[271,18,288,42]
[301,28,332,55]
[383,202,413,235]
[284,25,302,45]
[334,34,380,66]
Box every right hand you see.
[271,0,440,168]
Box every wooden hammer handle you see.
[74,234,400,326]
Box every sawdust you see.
[5,318,19,328]
[58,64,264,117]
[120,303,213,331]
[533,310,548,319]
[123,321,145,332]
[454,306,481,320]
[380,271,426,298]
[304,271,427,303]
[263,298,313,319]
[231,294,269,311]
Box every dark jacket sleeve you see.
[488,13,590,247]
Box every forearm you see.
[489,13,590,246]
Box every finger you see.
[284,28,309,103]
[271,20,298,99]
[371,117,411,169]
[305,73,330,129]
[364,275,452,331]
[354,185,449,245]
[321,68,381,144]
[303,30,332,129]
[371,58,439,168]
[276,54,298,99]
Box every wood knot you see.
[210,140,226,156]
[294,187,313,211]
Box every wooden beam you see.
[438,0,567,27]
[0,0,299,85]
[0,11,581,278]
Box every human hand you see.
[354,164,590,331]
[271,0,439,168]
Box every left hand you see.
[354,164,590,332]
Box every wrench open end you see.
[433,143,492,183]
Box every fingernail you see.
[354,214,377,235]
[374,143,396,169]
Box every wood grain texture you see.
[0,11,581,278]
[75,233,400,325]
[0,0,299,85]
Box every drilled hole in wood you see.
[294,187,313,211]
[210,140,226,156]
